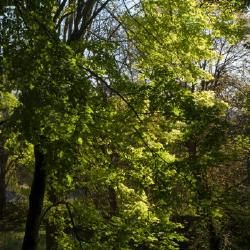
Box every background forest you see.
[0,0,250,249]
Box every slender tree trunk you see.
[208,217,220,250]
[246,156,250,185]
[22,143,47,250]
[0,143,8,219]
[0,169,6,219]
[0,176,6,218]
[108,186,118,217]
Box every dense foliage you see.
[0,0,250,249]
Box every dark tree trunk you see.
[0,143,8,219]
[0,177,6,218]
[108,186,118,217]
[246,156,250,185]
[208,217,220,250]
[22,143,47,250]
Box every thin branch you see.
[40,200,67,223]
[41,201,84,249]
[82,65,143,122]
[65,202,84,250]
[56,11,75,30]
[84,0,112,32]
[53,0,67,23]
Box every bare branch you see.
[53,0,67,23]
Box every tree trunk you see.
[0,176,6,218]
[246,156,250,185]
[108,186,118,217]
[22,143,47,250]
[208,217,220,250]
[0,143,8,219]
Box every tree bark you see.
[0,142,8,219]
[246,156,250,185]
[22,143,47,250]
[108,186,118,217]
[208,217,220,250]
[68,0,97,42]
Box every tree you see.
[123,0,248,249]
[1,0,249,249]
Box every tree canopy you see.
[0,0,250,250]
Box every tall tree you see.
[1,0,249,249]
